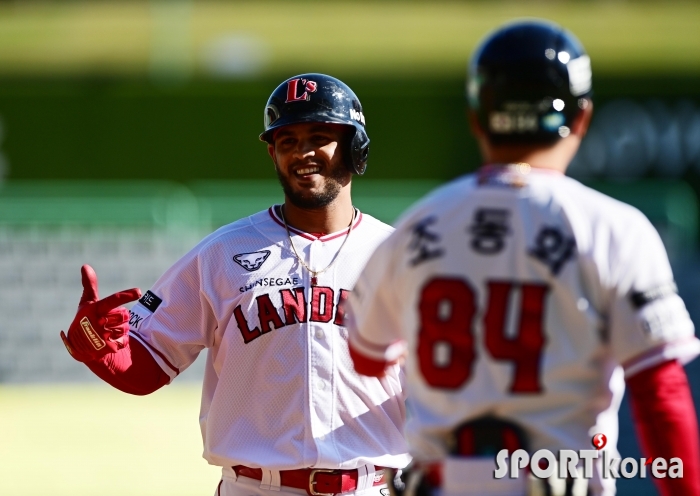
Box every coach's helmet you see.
[260,73,370,175]
[468,19,593,144]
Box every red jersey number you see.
[417,278,477,389]
[417,277,548,393]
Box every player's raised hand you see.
[60,264,142,363]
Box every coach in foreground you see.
[347,20,700,496]
[60,73,410,495]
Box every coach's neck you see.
[470,105,593,174]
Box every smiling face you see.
[268,122,352,210]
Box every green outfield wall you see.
[0,75,698,182]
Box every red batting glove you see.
[60,264,142,363]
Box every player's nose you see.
[292,137,317,158]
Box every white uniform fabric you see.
[128,206,410,472]
[347,166,700,495]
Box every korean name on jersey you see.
[126,207,410,471]
[348,168,699,459]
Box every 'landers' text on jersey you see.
[127,207,410,472]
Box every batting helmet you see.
[260,73,370,175]
[468,19,592,144]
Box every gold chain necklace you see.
[280,205,355,286]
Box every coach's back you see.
[351,164,697,460]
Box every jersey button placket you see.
[308,239,333,448]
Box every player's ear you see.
[267,143,277,167]
[571,100,593,138]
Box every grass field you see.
[0,1,697,78]
[0,383,221,496]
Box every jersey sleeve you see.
[347,232,407,372]
[606,212,700,377]
[128,244,217,382]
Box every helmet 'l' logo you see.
[286,78,317,103]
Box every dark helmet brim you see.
[259,115,359,144]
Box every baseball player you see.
[347,20,700,496]
[60,73,411,496]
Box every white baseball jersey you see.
[348,165,699,490]
[128,206,411,471]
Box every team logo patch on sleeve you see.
[139,290,163,313]
[234,250,271,272]
[630,281,678,309]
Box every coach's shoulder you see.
[552,176,656,244]
[562,177,646,220]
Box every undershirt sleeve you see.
[627,359,700,495]
[85,336,170,395]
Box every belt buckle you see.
[309,468,337,496]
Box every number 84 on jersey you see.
[418,277,549,393]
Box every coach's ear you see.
[468,110,491,162]
[468,110,486,139]
[572,100,593,138]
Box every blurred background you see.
[0,0,699,494]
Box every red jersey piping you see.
[130,332,180,375]
[352,331,401,354]
[268,206,363,242]
[622,336,697,371]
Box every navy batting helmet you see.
[468,19,592,144]
[260,73,370,175]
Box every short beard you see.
[276,161,350,209]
